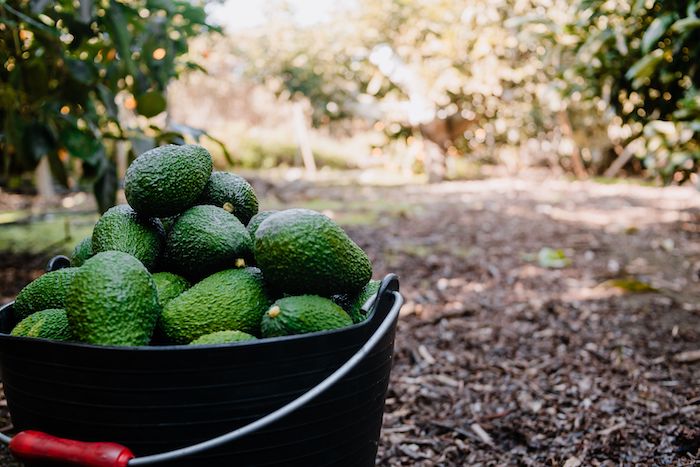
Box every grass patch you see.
[0,214,97,255]
[590,176,658,187]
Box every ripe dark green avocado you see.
[247,210,278,241]
[92,204,164,270]
[198,172,259,225]
[261,295,353,338]
[332,279,380,324]
[13,267,80,321]
[160,267,271,344]
[254,209,372,296]
[152,272,191,306]
[189,330,257,345]
[164,205,253,280]
[124,144,213,217]
[66,251,160,346]
[70,236,93,267]
[11,308,73,341]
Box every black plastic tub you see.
[0,274,403,466]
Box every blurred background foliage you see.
[0,0,224,212]
[2,0,700,208]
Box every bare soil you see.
[1,176,698,465]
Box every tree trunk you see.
[292,102,317,175]
[116,140,129,180]
[35,157,56,200]
[423,139,446,183]
[557,110,588,179]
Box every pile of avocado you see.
[9,145,380,347]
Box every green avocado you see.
[70,236,93,267]
[198,172,259,225]
[254,209,372,296]
[189,330,257,345]
[261,295,353,338]
[11,308,73,341]
[124,144,213,217]
[164,205,253,280]
[332,279,380,323]
[246,210,278,242]
[152,272,191,306]
[92,204,164,270]
[13,267,80,321]
[160,267,271,344]
[66,251,160,346]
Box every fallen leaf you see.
[603,277,658,293]
[537,247,571,269]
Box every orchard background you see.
[1,0,699,464]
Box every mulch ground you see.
[0,176,698,465]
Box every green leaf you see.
[65,58,96,84]
[205,133,234,166]
[96,84,119,120]
[641,13,674,53]
[24,123,54,163]
[0,17,18,27]
[146,0,175,13]
[625,49,663,86]
[46,151,69,188]
[184,61,207,73]
[603,277,658,293]
[60,127,103,164]
[537,247,571,269]
[671,16,700,34]
[136,91,167,118]
[23,60,49,97]
[2,2,59,36]
[93,160,117,214]
[103,0,137,76]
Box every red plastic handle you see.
[9,431,134,467]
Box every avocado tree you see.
[554,0,700,182]
[0,0,223,211]
[237,0,575,181]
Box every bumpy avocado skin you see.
[189,330,257,345]
[261,295,353,338]
[70,236,93,267]
[11,308,73,341]
[124,144,213,217]
[160,268,271,344]
[152,272,191,306]
[254,209,372,296]
[92,204,164,270]
[198,172,259,225]
[66,251,160,346]
[332,279,381,324]
[164,205,253,280]
[13,267,80,321]
[246,210,278,242]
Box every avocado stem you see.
[268,306,281,318]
